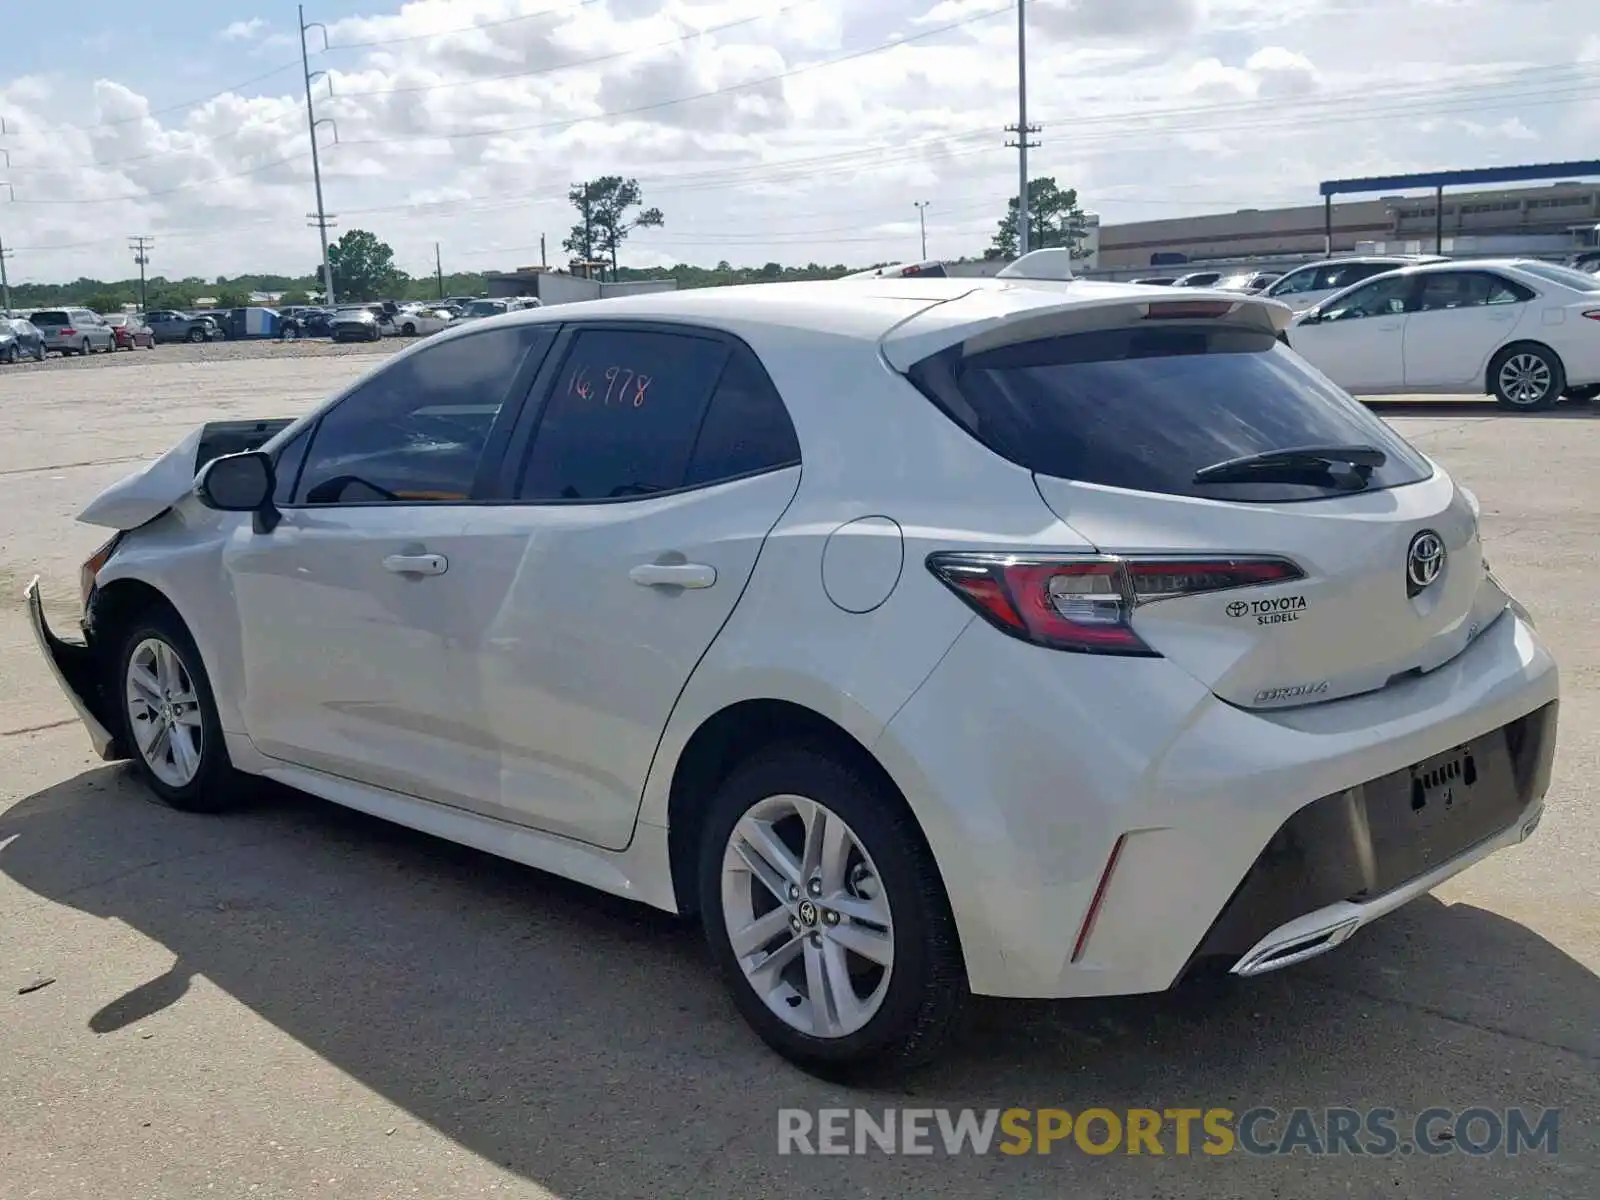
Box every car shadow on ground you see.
[3,766,1595,1199]
[1364,399,1600,419]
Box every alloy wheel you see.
[1498,353,1553,406]
[124,636,205,789]
[720,794,895,1039]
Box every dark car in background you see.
[101,313,156,350]
[1,317,48,363]
[328,305,386,342]
[145,310,221,344]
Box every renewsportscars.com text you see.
[776,1106,1561,1158]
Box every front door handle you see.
[383,552,448,576]
[629,562,716,589]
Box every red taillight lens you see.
[926,552,1303,655]
[60,327,76,336]
[1144,300,1235,319]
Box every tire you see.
[34,343,46,362]
[186,328,205,343]
[80,340,91,356]
[1,344,14,365]
[1490,343,1565,412]
[401,322,416,336]
[698,742,966,1079]
[113,605,244,813]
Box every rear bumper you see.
[24,576,123,761]
[876,606,1559,999]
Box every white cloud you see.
[0,0,1596,283]
[220,18,268,42]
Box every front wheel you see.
[186,328,204,343]
[34,343,46,361]
[1,344,14,365]
[115,607,244,813]
[401,322,417,336]
[1492,344,1565,412]
[699,744,966,1079]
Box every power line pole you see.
[129,236,153,311]
[1004,0,1039,257]
[1,120,13,315]
[434,242,444,300]
[914,201,930,260]
[299,5,338,305]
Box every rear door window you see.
[903,323,1433,504]
[515,327,731,501]
[32,311,69,326]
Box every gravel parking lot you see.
[0,355,1594,1199]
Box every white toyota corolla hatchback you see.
[28,278,1559,1076]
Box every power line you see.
[128,235,152,310]
[323,0,606,52]
[331,2,1021,151]
[51,61,304,134]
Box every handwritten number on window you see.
[567,363,652,408]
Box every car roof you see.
[476,275,1289,354]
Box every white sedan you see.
[395,308,457,337]
[1283,258,1600,410]
[27,278,1558,1075]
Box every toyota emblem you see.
[1226,600,1249,618]
[1407,530,1446,595]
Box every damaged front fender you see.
[24,576,125,761]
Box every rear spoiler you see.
[78,417,296,531]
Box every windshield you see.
[466,300,507,317]
[1515,261,1600,292]
[904,323,1433,503]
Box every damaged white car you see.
[26,284,1561,1076]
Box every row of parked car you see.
[282,297,542,343]
[0,308,235,363]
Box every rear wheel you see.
[699,743,965,1079]
[1,343,14,365]
[34,343,46,362]
[80,340,91,356]
[114,606,244,813]
[1491,343,1564,412]
[402,322,417,336]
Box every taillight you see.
[1582,310,1600,321]
[925,552,1303,655]
[60,327,77,336]
[80,533,122,610]
[1144,300,1235,319]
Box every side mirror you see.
[196,451,279,531]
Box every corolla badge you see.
[1407,530,1447,594]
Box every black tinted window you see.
[904,324,1432,504]
[272,428,312,506]
[32,311,69,325]
[295,326,551,505]
[517,328,729,500]
[683,349,801,487]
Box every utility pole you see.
[434,242,444,300]
[540,233,547,268]
[1004,0,1040,257]
[914,201,930,260]
[0,120,12,315]
[129,236,153,311]
[299,6,338,305]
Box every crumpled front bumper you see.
[24,576,123,761]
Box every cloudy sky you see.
[0,0,1597,284]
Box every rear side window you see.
[904,324,1434,504]
[32,311,69,325]
[683,348,801,487]
[516,328,730,500]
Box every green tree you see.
[278,289,311,307]
[563,177,665,275]
[214,288,248,308]
[322,229,406,301]
[82,292,131,314]
[988,177,1089,259]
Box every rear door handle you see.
[383,553,448,576]
[629,562,717,589]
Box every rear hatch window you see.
[32,311,70,326]
[903,323,1433,504]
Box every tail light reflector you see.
[925,552,1303,655]
[1144,300,1236,319]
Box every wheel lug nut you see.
[809,933,822,946]
[822,909,839,926]
[807,879,822,897]
[787,885,799,901]
[789,916,802,933]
